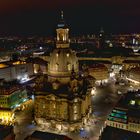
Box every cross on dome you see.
[61,11,64,19]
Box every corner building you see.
[34,12,93,132]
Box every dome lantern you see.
[56,11,70,48]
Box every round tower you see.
[48,11,79,84]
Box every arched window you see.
[56,63,59,70]
[66,53,69,57]
[56,53,59,57]
[73,105,77,114]
[67,63,71,71]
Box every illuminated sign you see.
[108,117,127,123]
[113,109,126,115]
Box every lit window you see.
[53,104,56,108]
[130,100,135,105]
[74,98,78,102]
[73,114,78,120]
[43,105,45,108]
[67,64,71,71]
[56,63,59,70]
[73,105,77,113]
[91,87,96,95]
[67,53,69,57]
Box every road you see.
[67,82,121,140]
[14,99,36,140]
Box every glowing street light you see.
[91,87,96,96]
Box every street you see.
[14,99,36,140]
[67,82,121,140]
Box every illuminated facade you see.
[107,107,128,130]
[0,109,14,125]
[122,60,140,71]
[34,12,93,132]
[88,64,109,85]
[107,107,140,133]
[107,92,140,133]
[0,81,28,125]
[0,61,33,82]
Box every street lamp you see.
[91,87,96,96]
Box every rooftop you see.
[101,126,140,140]
[34,75,90,100]
[115,91,140,118]
[26,131,72,140]
[0,80,22,95]
[35,81,88,100]
[123,59,140,63]
[0,125,14,140]
[0,60,30,69]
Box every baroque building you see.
[34,12,93,132]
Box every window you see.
[74,98,78,102]
[74,114,78,120]
[56,53,59,57]
[66,53,69,57]
[56,63,59,70]
[43,105,45,109]
[73,105,77,114]
[67,63,71,71]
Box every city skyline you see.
[0,0,140,36]
[0,4,140,139]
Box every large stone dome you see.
[48,48,79,83]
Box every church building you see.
[34,12,93,132]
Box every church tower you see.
[56,11,70,48]
[48,11,78,84]
[34,12,93,132]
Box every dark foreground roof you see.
[100,126,140,140]
[26,131,72,140]
[0,125,14,139]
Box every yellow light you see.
[67,53,69,57]
[130,100,135,105]
[13,61,20,65]
[91,87,96,95]
[13,61,26,65]
[0,64,8,68]
[0,110,14,125]
[126,77,139,84]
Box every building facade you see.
[0,61,33,82]
[0,81,28,125]
[106,93,140,134]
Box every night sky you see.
[0,0,140,36]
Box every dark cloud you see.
[0,0,139,35]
